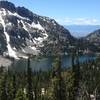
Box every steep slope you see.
[0,1,74,59]
[85,29,100,52]
[86,29,100,43]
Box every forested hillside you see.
[0,55,100,100]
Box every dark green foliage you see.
[79,59,100,99]
[73,55,80,100]
[52,56,66,100]
[14,88,28,100]
[12,74,16,100]
[0,73,8,100]
[0,56,99,100]
[27,57,33,100]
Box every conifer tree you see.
[14,88,28,100]
[27,57,33,100]
[12,74,16,100]
[0,73,8,100]
[72,46,81,100]
[52,56,66,100]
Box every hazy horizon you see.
[4,0,100,26]
[64,25,100,37]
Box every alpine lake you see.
[9,54,96,72]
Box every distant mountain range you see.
[64,25,100,37]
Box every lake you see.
[10,54,96,72]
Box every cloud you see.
[56,17,100,25]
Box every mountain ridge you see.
[0,1,74,60]
[86,29,100,48]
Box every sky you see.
[3,0,100,25]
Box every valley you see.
[0,1,100,100]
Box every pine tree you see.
[0,73,8,100]
[33,72,39,100]
[14,88,28,100]
[71,47,81,100]
[12,74,16,100]
[52,56,66,100]
[27,57,33,100]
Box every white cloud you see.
[56,17,100,25]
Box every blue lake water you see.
[12,54,96,72]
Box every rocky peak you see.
[0,1,16,12]
[0,1,74,59]
[16,7,34,21]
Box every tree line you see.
[0,55,100,100]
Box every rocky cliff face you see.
[85,29,100,51]
[0,1,75,59]
[86,29,100,44]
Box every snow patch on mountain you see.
[20,20,29,32]
[0,8,18,59]
[0,1,74,61]
[8,10,29,20]
[31,22,44,30]
[0,8,49,59]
